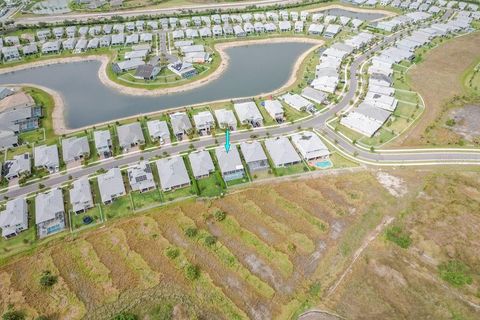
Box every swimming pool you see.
[314,160,333,169]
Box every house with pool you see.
[35,189,66,238]
[215,147,245,182]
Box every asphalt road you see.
[14,0,302,25]
[1,10,478,201]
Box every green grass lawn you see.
[359,127,396,146]
[273,163,309,177]
[394,90,419,104]
[329,152,359,168]
[131,189,163,211]
[225,176,249,187]
[196,173,225,197]
[162,186,196,202]
[101,195,134,220]
[70,205,103,231]
[394,101,422,118]
[18,129,45,145]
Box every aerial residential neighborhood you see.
[0,0,478,318]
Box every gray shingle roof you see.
[156,157,190,190]
[188,150,214,178]
[264,137,301,167]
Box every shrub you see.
[214,210,226,221]
[185,227,198,238]
[112,312,138,320]
[446,119,456,127]
[204,235,217,247]
[186,264,200,280]
[438,260,473,287]
[39,270,58,288]
[165,247,180,260]
[385,226,412,249]
[2,310,25,320]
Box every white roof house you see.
[94,130,112,156]
[215,147,245,181]
[156,157,191,191]
[193,111,215,134]
[301,87,327,105]
[308,23,324,35]
[0,198,28,238]
[62,136,90,163]
[127,161,156,192]
[215,108,237,131]
[340,102,392,137]
[280,93,315,113]
[291,131,329,160]
[147,120,170,144]
[263,99,285,122]
[34,144,60,173]
[117,122,145,151]
[234,101,263,127]
[364,92,398,112]
[3,153,31,180]
[188,150,215,179]
[170,112,192,139]
[264,137,301,167]
[69,176,94,214]
[324,24,342,38]
[35,188,65,238]
[97,167,126,204]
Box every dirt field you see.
[394,32,480,147]
[1,169,480,319]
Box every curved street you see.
[0,11,479,201]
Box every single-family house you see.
[62,136,90,163]
[69,176,94,214]
[233,101,263,127]
[2,153,30,180]
[188,150,215,179]
[280,93,315,113]
[192,111,215,135]
[301,87,327,105]
[41,41,61,54]
[34,144,59,173]
[35,189,65,238]
[0,198,28,239]
[22,44,38,56]
[127,161,156,192]
[263,99,285,122]
[167,60,197,78]
[97,167,126,204]
[239,141,269,172]
[215,147,245,181]
[94,130,112,157]
[214,108,237,131]
[117,122,145,152]
[169,112,192,140]
[291,131,329,160]
[156,157,190,191]
[264,136,301,167]
[324,24,342,38]
[147,119,170,144]
[2,47,20,62]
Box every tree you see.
[185,227,197,238]
[2,310,25,320]
[214,210,226,221]
[204,235,217,247]
[39,270,58,288]
[186,264,200,280]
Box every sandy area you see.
[305,4,397,21]
[0,38,322,134]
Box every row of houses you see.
[374,11,433,32]
[0,89,42,149]
[0,130,329,239]
[312,32,375,94]
[340,13,474,137]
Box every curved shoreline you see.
[1,37,322,134]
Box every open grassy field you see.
[393,31,480,147]
[3,168,479,319]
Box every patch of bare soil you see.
[395,32,480,146]
[449,104,480,143]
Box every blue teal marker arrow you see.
[224,129,231,153]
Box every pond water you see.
[0,42,314,129]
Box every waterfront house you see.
[63,38,77,50]
[22,44,38,56]
[214,109,237,131]
[156,157,191,191]
[264,23,277,32]
[263,99,285,123]
[0,198,28,239]
[279,21,292,32]
[127,161,156,192]
[2,153,31,180]
[34,144,59,173]
[170,112,192,140]
[35,189,65,238]
[168,60,197,78]
[295,21,304,32]
[215,147,245,181]
[234,101,263,127]
[291,131,329,161]
[280,93,315,113]
[87,38,100,49]
[212,25,223,36]
[2,47,20,62]
[254,22,265,32]
[188,150,215,179]
[223,24,234,35]
[239,141,269,172]
[147,119,170,144]
[308,23,324,35]
[99,35,111,47]
[62,136,90,164]
[301,87,327,105]
[74,39,88,52]
[97,167,126,204]
[69,176,94,214]
[111,33,125,46]
[117,122,145,152]
[193,111,215,135]
[94,130,112,157]
[134,64,161,80]
[41,41,61,54]
[244,22,254,34]
[264,136,301,167]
